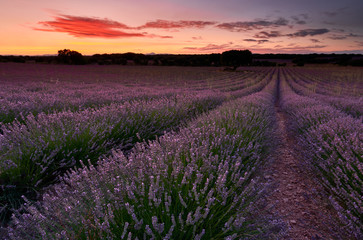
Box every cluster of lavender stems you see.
[279,71,362,238]
[3,64,360,238]
[1,64,277,235]
[281,67,362,118]
[0,93,226,226]
[0,64,274,124]
[4,77,278,239]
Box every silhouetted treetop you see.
[57,49,85,65]
[221,50,252,69]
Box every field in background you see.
[0,63,362,239]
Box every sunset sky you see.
[1,0,363,55]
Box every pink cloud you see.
[310,39,321,43]
[276,45,327,50]
[183,43,245,52]
[192,36,203,40]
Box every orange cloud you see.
[34,14,170,38]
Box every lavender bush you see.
[283,67,362,97]
[280,77,362,238]
[0,93,225,225]
[0,64,275,124]
[282,68,363,118]
[3,64,360,238]
[0,89,184,124]
[228,68,276,99]
[5,82,277,239]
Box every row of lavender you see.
[0,65,273,124]
[282,68,362,118]
[284,67,362,97]
[0,93,226,225]
[196,68,272,92]
[279,72,362,238]
[0,85,184,124]
[5,78,277,239]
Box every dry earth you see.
[260,79,353,239]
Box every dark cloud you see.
[253,28,330,40]
[323,11,338,18]
[277,45,327,51]
[243,39,257,42]
[323,21,336,25]
[295,19,306,25]
[216,17,288,31]
[290,45,326,49]
[258,44,328,54]
[329,35,347,40]
[291,15,307,25]
[34,14,167,38]
[254,31,283,38]
[310,39,321,43]
[243,39,269,44]
[137,20,216,29]
[332,28,345,33]
[149,34,173,39]
[300,14,309,20]
[323,8,347,17]
[273,18,289,26]
[257,39,269,44]
[347,33,362,37]
[286,28,330,37]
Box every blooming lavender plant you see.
[282,67,363,118]
[0,64,275,124]
[0,93,225,226]
[279,75,363,238]
[5,80,277,239]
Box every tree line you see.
[56,49,254,67]
[1,49,363,67]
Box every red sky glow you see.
[1,0,363,55]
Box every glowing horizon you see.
[1,0,363,55]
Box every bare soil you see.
[260,78,353,239]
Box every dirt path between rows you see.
[261,75,351,239]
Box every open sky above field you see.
[1,0,363,55]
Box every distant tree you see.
[221,50,252,69]
[349,58,363,66]
[292,58,305,67]
[209,53,221,66]
[252,60,277,67]
[335,55,352,66]
[57,49,85,65]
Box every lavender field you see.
[0,63,362,239]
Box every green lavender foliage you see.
[6,82,277,239]
[0,93,224,225]
[280,77,362,238]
